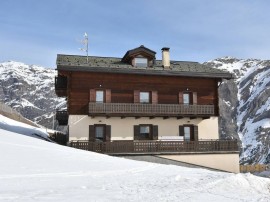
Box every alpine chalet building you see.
[55,45,239,173]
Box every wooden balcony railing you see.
[55,76,67,96]
[69,140,239,154]
[56,110,68,125]
[89,103,215,117]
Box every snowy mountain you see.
[0,61,66,131]
[1,128,270,201]
[205,57,270,164]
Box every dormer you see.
[122,45,156,67]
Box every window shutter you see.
[152,91,158,104]
[134,125,140,140]
[152,125,158,140]
[105,125,111,141]
[179,125,184,136]
[134,90,140,103]
[105,89,111,103]
[178,92,183,104]
[89,125,95,141]
[89,89,96,102]
[194,125,198,141]
[193,92,197,105]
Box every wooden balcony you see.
[69,140,239,155]
[89,103,215,118]
[56,110,68,125]
[55,76,67,97]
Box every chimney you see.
[161,47,170,68]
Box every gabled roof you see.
[56,54,233,79]
[122,45,156,62]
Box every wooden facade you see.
[58,71,220,117]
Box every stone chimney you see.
[162,47,170,68]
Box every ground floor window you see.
[95,125,105,141]
[89,124,111,142]
[139,125,151,139]
[134,125,158,140]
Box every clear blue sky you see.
[1,0,270,68]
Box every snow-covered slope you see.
[0,129,269,201]
[0,114,51,141]
[0,61,66,131]
[205,57,270,164]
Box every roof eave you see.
[57,65,233,79]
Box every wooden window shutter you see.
[193,92,197,105]
[194,125,198,141]
[105,89,111,103]
[152,91,158,104]
[134,125,140,140]
[178,92,183,104]
[179,125,184,136]
[89,125,95,141]
[134,90,140,103]
[89,89,96,102]
[152,125,158,140]
[105,125,111,142]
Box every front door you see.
[184,126,194,141]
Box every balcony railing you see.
[55,76,67,96]
[89,103,215,117]
[56,110,68,125]
[69,140,239,154]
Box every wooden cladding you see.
[65,71,219,115]
[178,92,183,104]
[134,90,140,103]
[69,140,239,154]
[89,103,215,116]
[105,89,111,103]
[152,91,158,104]
[89,89,96,102]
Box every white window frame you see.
[140,92,150,103]
[96,90,104,103]
[183,93,190,104]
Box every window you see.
[96,90,104,103]
[179,125,197,141]
[183,93,191,104]
[184,126,191,141]
[135,58,148,67]
[140,92,150,103]
[95,126,104,141]
[139,125,151,140]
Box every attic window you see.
[135,58,147,67]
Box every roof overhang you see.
[57,65,233,79]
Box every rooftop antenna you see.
[79,32,89,63]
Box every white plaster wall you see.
[158,153,240,173]
[68,115,219,141]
